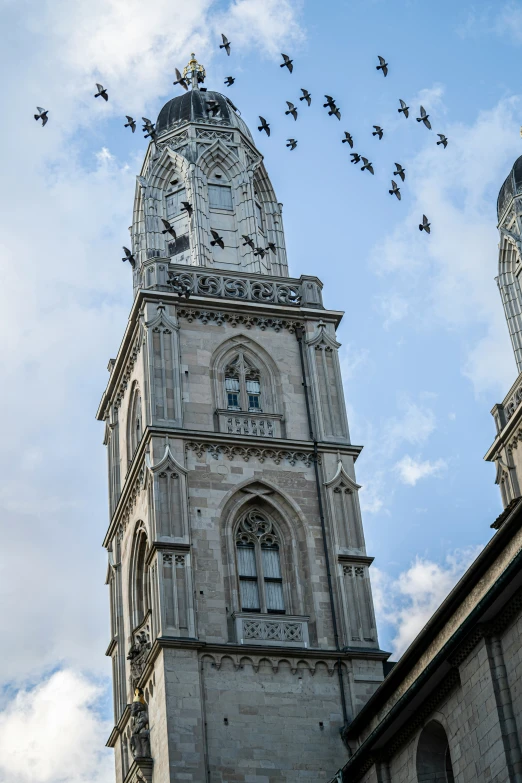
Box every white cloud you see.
[372,95,522,397]
[0,670,113,783]
[373,547,483,657]
[375,293,410,329]
[395,454,447,486]
[383,399,437,453]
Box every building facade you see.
[332,156,522,783]
[98,56,387,783]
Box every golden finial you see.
[133,687,146,704]
[183,53,206,89]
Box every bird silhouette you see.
[361,157,374,174]
[398,99,409,118]
[389,181,401,200]
[258,117,270,136]
[266,242,277,254]
[34,107,48,126]
[173,68,188,91]
[350,152,361,164]
[285,101,298,120]
[417,106,432,129]
[211,230,225,249]
[242,234,255,249]
[167,273,191,299]
[142,118,156,140]
[342,132,354,147]
[122,247,135,266]
[286,138,298,150]
[419,215,431,233]
[220,34,231,56]
[181,202,193,217]
[328,106,341,120]
[254,247,266,258]
[300,88,311,106]
[124,116,136,133]
[372,125,384,140]
[280,53,294,72]
[224,76,235,86]
[161,219,176,238]
[393,163,406,182]
[437,134,448,148]
[94,83,108,101]
[376,56,388,77]
[323,95,337,110]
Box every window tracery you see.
[224,352,262,412]
[236,510,284,614]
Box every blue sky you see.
[1,0,522,779]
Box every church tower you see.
[486,156,522,510]
[98,55,386,783]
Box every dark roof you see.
[156,89,253,140]
[497,155,522,220]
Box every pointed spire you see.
[183,53,206,90]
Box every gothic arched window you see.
[131,528,150,628]
[416,721,455,783]
[236,510,285,614]
[127,386,143,463]
[225,352,262,413]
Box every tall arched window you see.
[416,720,455,783]
[225,353,261,412]
[236,510,284,614]
[127,386,143,463]
[131,528,150,628]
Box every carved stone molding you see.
[114,327,144,410]
[169,270,302,306]
[186,441,316,466]
[117,464,146,541]
[200,650,343,676]
[177,306,301,333]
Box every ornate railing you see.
[167,270,302,305]
[234,613,310,648]
[217,411,283,438]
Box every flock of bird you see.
[33,34,446,253]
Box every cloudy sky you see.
[2,0,522,779]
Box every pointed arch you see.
[306,322,350,442]
[210,334,283,418]
[127,382,143,465]
[324,460,364,551]
[145,444,188,540]
[416,720,455,783]
[196,139,247,181]
[128,522,151,630]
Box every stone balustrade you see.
[233,612,310,648]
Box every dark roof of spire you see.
[498,155,522,221]
[156,89,253,141]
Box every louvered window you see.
[209,184,233,210]
[236,511,284,614]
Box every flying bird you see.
[207,100,221,117]
[419,214,431,233]
[437,133,448,148]
[254,247,266,258]
[258,116,270,136]
[350,152,361,164]
[122,246,135,266]
[398,99,409,118]
[34,107,48,126]
[324,95,337,109]
[242,234,255,249]
[342,132,354,147]
[389,180,401,200]
[161,219,177,238]
[361,157,374,174]
[280,53,294,72]
[285,101,298,121]
[142,118,156,140]
[173,68,188,91]
[210,230,225,249]
[372,125,384,140]
[376,56,388,77]
[224,76,235,86]
[124,116,136,133]
[286,138,298,150]
[266,242,277,254]
[181,201,193,217]
[94,83,108,101]
[167,273,191,299]
[417,106,432,129]
[393,162,406,182]
[220,34,231,56]
[300,88,311,106]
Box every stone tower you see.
[98,55,386,783]
[486,156,522,508]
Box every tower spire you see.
[183,52,206,90]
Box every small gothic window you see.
[236,510,284,614]
[209,184,233,210]
[224,353,262,412]
[165,187,187,219]
[133,529,150,627]
[128,387,143,462]
[416,721,455,783]
[255,201,263,231]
